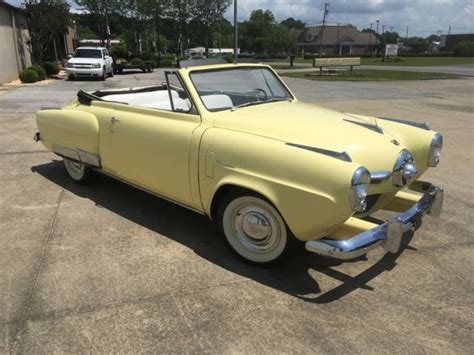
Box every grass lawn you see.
[293,56,473,66]
[361,57,474,66]
[283,69,459,81]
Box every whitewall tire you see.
[218,194,289,264]
[63,158,94,184]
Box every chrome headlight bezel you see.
[350,166,371,212]
[392,149,417,188]
[66,62,75,68]
[428,133,443,167]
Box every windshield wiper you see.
[232,98,291,110]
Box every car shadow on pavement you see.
[32,160,416,304]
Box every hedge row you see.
[19,62,60,83]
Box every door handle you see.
[111,116,120,124]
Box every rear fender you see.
[36,109,100,167]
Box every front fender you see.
[200,128,360,241]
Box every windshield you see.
[190,67,292,112]
[74,49,103,59]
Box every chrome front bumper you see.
[305,184,444,260]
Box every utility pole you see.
[369,23,373,54]
[318,2,329,58]
[405,26,409,40]
[376,20,380,35]
[390,26,394,32]
[233,0,238,62]
[336,23,341,56]
[448,25,451,35]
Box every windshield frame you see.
[188,66,295,113]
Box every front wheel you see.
[63,158,94,184]
[217,194,290,265]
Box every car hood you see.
[212,100,403,172]
[68,57,102,64]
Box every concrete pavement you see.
[1,70,473,353]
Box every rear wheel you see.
[63,158,94,184]
[100,68,106,81]
[217,193,290,265]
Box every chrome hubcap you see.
[242,212,271,241]
[232,206,279,253]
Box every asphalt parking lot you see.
[1,70,473,353]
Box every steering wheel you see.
[245,88,267,101]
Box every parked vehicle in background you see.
[66,47,114,81]
[114,58,154,74]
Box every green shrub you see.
[383,56,404,63]
[454,41,474,56]
[19,69,39,83]
[223,54,233,63]
[144,60,156,68]
[160,58,173,67]
[28,65,46,80]
[130,57,144,66]
[40,62,59,76]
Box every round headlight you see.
[350,167,371,212]
[392,150,417,187]
[428,133,443,167]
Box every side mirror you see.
[67,54,73,60]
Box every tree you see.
[189,0,231,55]
[426,34,440,42]
[74,0,121,45]
[404,37,429,53]
[280,17,305,30]
[24,0,71,63]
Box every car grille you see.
[75,63,93,68]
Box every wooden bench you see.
[312,57,361,74]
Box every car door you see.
[99,72,201,207]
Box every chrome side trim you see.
[370,170,392,183]
[377,117,431,131]
[286,143,352,162]
[305,185,443,260]
[52,144,101,168]
[97,170,206,215]
[77,149,101,167]
[52,144,80,161]
[343,119,384,134]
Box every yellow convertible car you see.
[34,62,444,265]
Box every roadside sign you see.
[385,44,399,57]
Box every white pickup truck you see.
[66,47,114,81]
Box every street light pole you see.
[233,0,238,62]
[369,23,373,54]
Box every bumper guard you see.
[305,184,444,260]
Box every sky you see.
[6,0,473,37]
